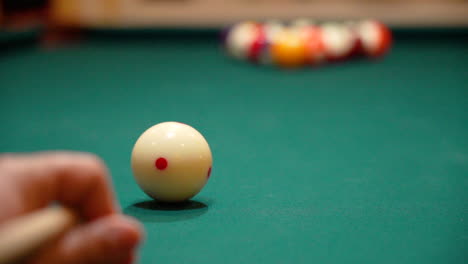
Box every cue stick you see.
[0,206,77,264]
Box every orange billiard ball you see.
[271,28,308,68]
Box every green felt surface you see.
[0,30,467,264]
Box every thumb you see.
[29,215,143,264]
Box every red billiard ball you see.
[247,23,267,63]
[225,21,260,60]
[256,20,285,65]
[356,20,392,58]
[301,25,326,65]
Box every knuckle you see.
[45,152,107,178]
[80,153,108,177]
[83,153,106,169]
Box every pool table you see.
[0,28,467,264]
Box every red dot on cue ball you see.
[155,157,168,170]
[207,167,212,179]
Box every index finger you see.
[0,152,119,222]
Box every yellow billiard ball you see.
[271,28,308,68]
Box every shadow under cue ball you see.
[131,122,213,203]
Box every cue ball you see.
[131,122,213,202]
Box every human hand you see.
[0,152,143,264]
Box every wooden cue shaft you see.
[0,206,77,264]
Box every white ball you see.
[226,21,258,60]
[356,20,388,56]
[131,122,213,202]
[321,22,355,59]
